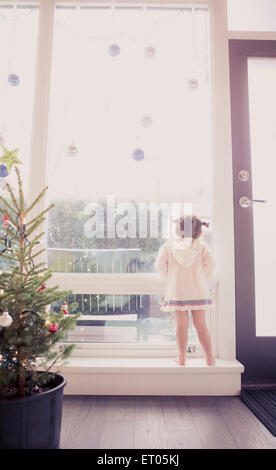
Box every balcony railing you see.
[47,247,154,274]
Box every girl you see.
[155,215,215,366]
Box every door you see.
[229,40,276,385]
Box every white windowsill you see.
[57,357,244,396]
[60,356,243,373]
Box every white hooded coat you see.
[155,238,215,311]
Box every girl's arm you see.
[155,243,169,279]
[201,245,215,278]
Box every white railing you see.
[47,247,151,274]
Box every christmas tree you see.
[0,166,80,398]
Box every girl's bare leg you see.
[174,310,189,365]
[191,310,215,365]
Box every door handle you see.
[239,196,268,208]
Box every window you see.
[227,0,276,31]
[248,58,276,336]
[0,4,39,270]
[0,5,38,190]
[46,4,214,346]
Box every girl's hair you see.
[174,215,209,239]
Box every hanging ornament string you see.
[8,3,17,72]
[192,2,197,70]
[104,2,116,114]
[187,2,199,90]
[133,3,148,163]
[8,3,20,87]
[107,2,119,127]
[141,3,153,129]
[65,0,81,159]
[108,1,120,57]
[204,7,209,82]
[143,2,155,60]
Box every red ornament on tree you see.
[38,284,47,292]
[3,215,9,226]
[61,301,68,315]
[49,323,59,333]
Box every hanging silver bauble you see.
[141,115,152,128]
[8,73,20,87]
[144,46,156,59]
[0,312,13,327]
[187,78,199,90]
[132,148,145,161]
[66,142,79,157]
[109,44,120,57]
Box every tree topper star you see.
[0,146,23,173]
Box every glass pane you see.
[52,293,200,347]
[248,58,276,336]
[228,0,276,31]
[0,5,38,190]
[0,5,39,271]
[46,5,213,274]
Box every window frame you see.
[0,0,238,360]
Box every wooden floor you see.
[60,395,276,449]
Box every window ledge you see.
[59,356,243,373]
[56,357,244,396]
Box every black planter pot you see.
[0,372,66,449]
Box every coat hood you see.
[171,237,200,268]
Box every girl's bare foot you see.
[206,355,215,366]
[174,354,186,365]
